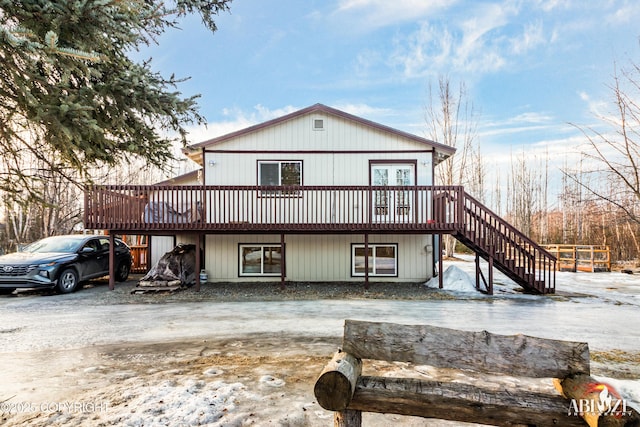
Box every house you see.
[85,104,557,294]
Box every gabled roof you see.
[183,103,455,164]
[154,168,202,186]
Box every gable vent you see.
[313,118,325,131]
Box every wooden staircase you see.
[453,192,556,294]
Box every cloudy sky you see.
[138,0,639,166]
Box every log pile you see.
[314,320,640,427]
[131,244,197,294]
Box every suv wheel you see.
[115,261,130,282]
[57,268,79,293]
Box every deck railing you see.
[84,185,465,232]
[459,192,556,293]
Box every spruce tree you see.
[0,0,232,200]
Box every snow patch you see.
[102,379,254,427]
[259,374,285,387]
[424,265,479,293]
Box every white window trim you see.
[351,244,398,277]
[257,160,303,186]
[257,160,303,197]
[239,244,283,277]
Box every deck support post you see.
[438,234,443,289]
[108,232,115,291]
[280,233,286,290]
[195,233,202,292]
[475,253,494,295]
[475,252,480,290]
[487,255,494,295]
[364,233,369,290]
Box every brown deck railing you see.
[458,192,556,293]
[84,185,465,233]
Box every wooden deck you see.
[86,184,557,294]
[84,185,464,233]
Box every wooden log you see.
[558,374,640,427]
[342,319,590,378]
[348,375,586,426]
[314,350,362,411]
[334,409,361,427]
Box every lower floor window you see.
[351,244,398,276]
[240,244,282,276]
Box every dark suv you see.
[0,235,132,294]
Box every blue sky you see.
[139,0,640,164]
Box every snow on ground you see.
[1,254,639,426]
[428,253,640,303]
[425,264,478,292]
[424,255,640,419]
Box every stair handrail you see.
[462,192,557,262]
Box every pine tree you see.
[0,0,232,201]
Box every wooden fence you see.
[541,244,611,272]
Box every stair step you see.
[459,191,555,293]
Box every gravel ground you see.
[29,275,462,304]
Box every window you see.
[239,244,283,276]
[351,244,398,277]
[258,161,302,195]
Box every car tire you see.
[0,288,16,295]
[57,268,79,293]
[115,261,130,282]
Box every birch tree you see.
[570,60,640,226]
[425,76,480,257]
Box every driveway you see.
[1,262,639,426]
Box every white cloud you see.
[185,104,299,144]
[605,2,640,24]
[335,0,455,30]
[332,102,393,119]
[510,21,546,55]
[387,2,535,78]
[577,91,612,123]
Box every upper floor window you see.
[258,161,302,195]
[258,161,302,186]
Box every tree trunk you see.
[334,409,361,427]
[342,320,590,378]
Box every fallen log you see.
[348,376,585,427]
[342,319,590,378]
[137,280,182,287]
[315,320,602,426]
[314,350,362,411]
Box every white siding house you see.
[86,104,558,294]
[180,103,454,283]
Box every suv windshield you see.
[23,237,83,254]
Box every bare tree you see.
[569,60,640,226]
[425,76,480,257]
[0,136,186,252]
[506,149,535,237]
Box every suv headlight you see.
[37,261,58,278]
[38,261,58,268]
